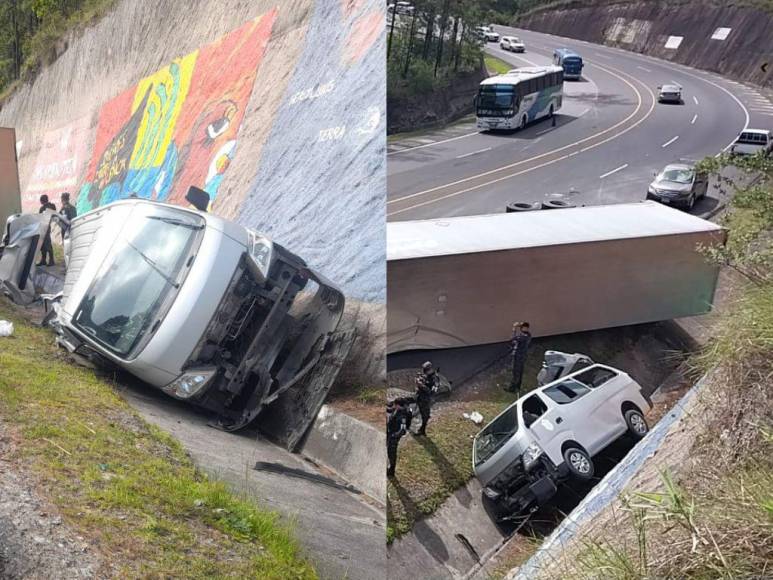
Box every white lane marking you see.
[387,130,480,156]
[637,66,652,72]
[455,147,492,159]
[536,127,555,136]
[388,62,656,216]
[599,163,629,179]
[577,107,591,117]
[691,114,698,124]
[693,95,699,105]
[594,53,612,59]
[662,135,679,148]
[755,111,773,116]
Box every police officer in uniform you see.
[415,361,438,436]
[387,398,410,477]
[508,322,532,395]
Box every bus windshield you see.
[477,85,516,115]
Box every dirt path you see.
[0,420,103,579]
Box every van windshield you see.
[474,404,520,466]
[73,205,203,357]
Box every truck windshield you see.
[474,404,520,466]
[73,206,203,357]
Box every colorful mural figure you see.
[75,9,276,215]
[24,115,92,209]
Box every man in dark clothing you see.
[387,399,410,477]
[37,195,56,266]
[59,192,77,242]
[508,322,532,395]
[415,361,438,436]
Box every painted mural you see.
[75,9,276,215]
[238,0,385,302]
[24,115,92,208]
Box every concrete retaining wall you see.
[0,0,386,386]
[519,0,773,87]
[301,404,386,502]
[388,66,488,134]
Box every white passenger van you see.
[473,363,651,516]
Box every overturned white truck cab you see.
[54,199,353,448]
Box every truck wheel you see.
[563,446,594,481]
[624,409,649,439]
[506,202,540,212]
[541,199,575,210]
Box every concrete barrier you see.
[301,405,386,503]
[509,373,708,579]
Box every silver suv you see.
[647,163,708,210]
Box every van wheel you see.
[624,409,649,439]
[563,446,594,481]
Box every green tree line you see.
[0,0,114,97]
[387,0,521,97]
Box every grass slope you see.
[0,299,316,579]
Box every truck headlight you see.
[246,229,274,282]
[163,368,217,399]
[522,441,543,470]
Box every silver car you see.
[657,83,683,104]
[473,363,651,517]
[53,199,352,446]
[647,163,708,210]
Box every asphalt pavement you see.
[387,26,773,221]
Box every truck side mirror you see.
[185,186,211,212]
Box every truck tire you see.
[541,199,575,210]
[624,409,649,440]
[563,446,594,481]
[506,202,540,213]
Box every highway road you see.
[387,26,773,221]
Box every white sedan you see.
[500,36,526,53]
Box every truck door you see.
[260,328,356,451]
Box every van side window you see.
[543,379,590,404]
[522,394,548,427]
[575,367,617,389]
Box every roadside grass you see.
[0,298,316,579]
[545,180,773,579]
[485,54,512,75]
[386,401,504,543]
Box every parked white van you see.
[473,363,651,516]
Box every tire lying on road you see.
[506,201,541,212]
[541,199,576,210]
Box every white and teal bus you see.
[475,66,563,131]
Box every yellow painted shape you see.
[129,50,197,169]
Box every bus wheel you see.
[520,115,527,130]
[549,104,554,117]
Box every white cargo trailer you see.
[387,201,726,353]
